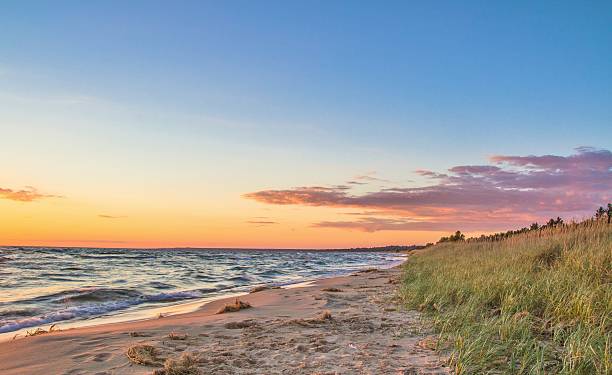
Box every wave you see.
[57,288,142,303]
[0,288,204,334]
[0,247,405,334]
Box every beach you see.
[0,265,449,374]
[0,247,405,337]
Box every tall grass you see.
[400,220,611,374]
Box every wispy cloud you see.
[0,91,99,106]
[0,186,61,202]
[347,171,391,185]
[24,239,130,244]
[98,214,127,219]
[246,220,279,226]
[244,147,612,232]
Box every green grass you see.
[400,220,611,374]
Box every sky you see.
[1,1,611,248]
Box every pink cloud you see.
[0,186,60,202]
[490,146,612,171]
[313,217,521,232]
[243,186,353,206]
[415,169,448,179]
[244,147,612,232]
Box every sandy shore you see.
[0,266,449,374]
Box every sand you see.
[0,267,449,374]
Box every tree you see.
[544,217,563,228]
[438,231,465,243]
[459,203,609,243]
[450,231,465,241]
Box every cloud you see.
[0,186,61,202]
[347,172,391,185]
[313,217,516,232]
[244,186,352,206]
[98,214,127,219]
[415,169,448,179]
[0,90,99,106]
[490,146,612,171]
[33,239,129,244]
[246,219,279,227]
[244,147,612,232]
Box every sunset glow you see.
[1,2,611,248]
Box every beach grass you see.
[153,352,201,375]
[321,287,343,292]
[215,298,252,314]
[249,285,281,293]
[400,220,611,374]
[23,324,60,339]
[126,344,162,366]
[167,332,188,340]
[224,320,256,329]
[285,310,334,327]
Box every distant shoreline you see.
[1,245,420,252]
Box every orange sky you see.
[2,2,610,248]
[2,146,610,249]
[0,194,450,248]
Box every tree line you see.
[433,203,611,245]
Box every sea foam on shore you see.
[0,247,404,334]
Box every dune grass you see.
[400,220,611,374]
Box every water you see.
[0,247,404,334]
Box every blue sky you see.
[1,1,611,247]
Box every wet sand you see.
[0,266,449,374]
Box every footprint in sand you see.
[92,352,111,362]
[71,351,111,362]
[78,337,107,346]
[71,352,90,361]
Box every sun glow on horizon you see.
[1,2,611,248]
[2,148,610,248]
